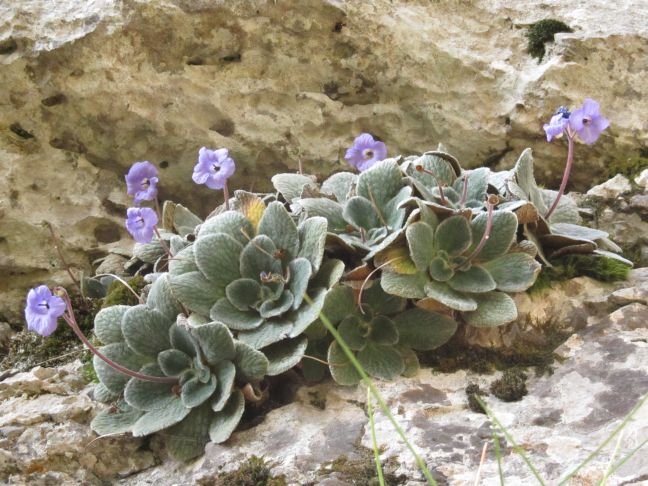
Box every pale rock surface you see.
[586,174,633,199]
[1,272,648,484]
[635,169,648,191]
[2,0,648,322]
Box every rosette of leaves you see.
[277,159,412,259]
[380,206,541,327]
[168,196,343,377]
[496,149,630,264]
[309,284,457,385]
[401,151,491,215]
[89,275,265,460]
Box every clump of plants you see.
[21,99,629,460]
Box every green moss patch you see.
[210,456,287,486]
[606,155,648,180]
[320,442,407,485]
[102,275,146,308]
[530,254,631,294]
[490,369,528,402]
[526,19,572,62]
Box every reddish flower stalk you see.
[459,176,469,207]
[545,127,575,220]
[55,287,178,385]
[462,195,498,265]
[415,165,447,205]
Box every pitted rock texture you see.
[1,270,647,485]
[1,0,648,322]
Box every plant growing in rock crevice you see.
[22,100,629,460]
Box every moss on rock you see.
[526,19,572,62]
[212,456,287,486]
[101,275,146,308]
[490,369,528,402]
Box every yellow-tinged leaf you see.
[239,193,266,233]
[374,246,417,275]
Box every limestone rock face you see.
[2,272,647,484]
[1,0,647,321]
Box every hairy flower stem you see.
[43,222,85,306]
[415,165,447,205]
[461,195,497,266]
[153,227,173,261]
[55,287,178,385]
[545,128,575,220]
[223,181,230,211]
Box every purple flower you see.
[126,207,158,243]
[344,133,387,172]
[125,161,159,204]
[543,106,571,142]
[569,98,609,144]
[192,147,236,190]
[25,285,66,337]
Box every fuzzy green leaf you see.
[429,256,455,282]
[317,285,356,326]
[94,305,127,344]
[287,287,328,337]
[464,292,518,327]
[258,202,300,259]
[169,246,198,276]
[131,398,191,437]
[289,258,312,309]
[158,349,193,376]
[212,361,236,412]
[181,374,217,408]
[310,258,345,289]
[93,343,149,394]
[169,271,224,316]
[237,320,292,350]
[191,322,236,364]
[234,342,269,382]
[210,298,264,330]
[165,403,212,461]
[435,215,472,256]
[239,235,281,281]
[381,271,427,299]
[169,323,198,357]
[299,198,347,232]
[361,283,406,316]
[393,309,457,350]
[264,336,308,376]
[124,364,175,411]
[198,211,254,245]
[121,305,172,357]
[424,281,478,311]
[368,315,399,345]
[469,210,518,261]
[91,402,143,436]
[357,342,405,380]
[357,159,404,209]
[321,171,357,202]
[327,341,361,386]
[453,168,489,204]
[93,382,118,403]
[194,233,243,287]
[225,278,261,311]
[209,389,245,443]
[406,222,435,271]
[482,253,541,292]
[173,204,202,236]
[259,291,294,318]
[147,274,182,322]
[297,216,328,273]
[271,173,317,202]
[338,315,368,351]
[447,266,496,293]
[343,196,381,231]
